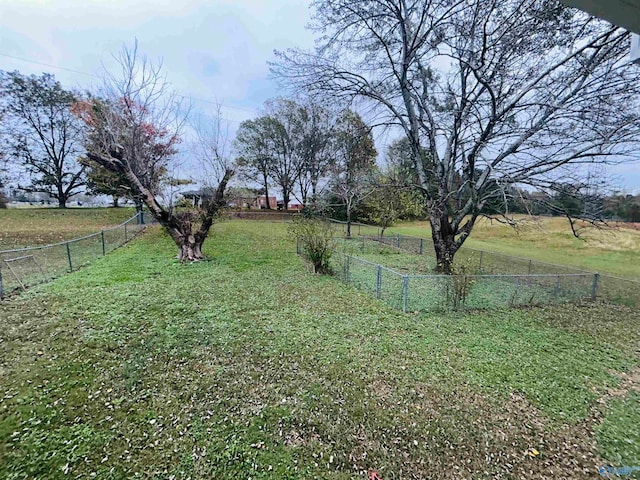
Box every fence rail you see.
[0,212,150,299]
[298,221,639,311]
[360,233,639,308]
[364,234,593,275]
[324,249,597,313]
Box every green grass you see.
[333,238,596,310]
[0,207,136,250]
[1,220,639,478]
[0,208,143,297]
[385,216,640,279]
[598,392,640,473]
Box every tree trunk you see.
[283,191,290,211]
[86,152,233,264]
[134,198,144,224]
[430,214,458,274]
[112,196,120,207]
[263,174,271,209]
[346,204,352,238]
[57,183,68,208]
[178,234,205,262]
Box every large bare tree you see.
[76,44,233,261]
[292,100,338,206]
[330,110,378,237]
[273,0,640,272]
[235,116,276,209]
[0,71,86,208]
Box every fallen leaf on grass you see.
[526,448,540,457]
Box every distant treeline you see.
[325,185,640,224]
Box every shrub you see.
[289,217,335,274]
[444,256,478,309]
[175,197,194,209]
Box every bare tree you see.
[293,100,337,205]
[330,110,378,237]
[77,43,233,261]
[0,71,86,208]
[273,0,640,272]
[263,98,305,211]
[235,116,275,209]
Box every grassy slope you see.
[1,221,639,479]
[385,216,640,279]
[0,208,136,250]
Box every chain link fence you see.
[0,212,150,299]
[360,233,639,308]
[325,249,596,313]
[297,222,639,311]
[328,218,383,237]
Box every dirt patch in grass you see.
[604,368,640,399]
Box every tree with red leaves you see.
[76,44,234,261]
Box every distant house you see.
[256,195,277,209]
[183,190,298,211]
[227,195,257,209]
[181,188,216,207]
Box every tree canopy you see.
[0,71,86,208]
[76,44,233,261]
[273,0,640,271]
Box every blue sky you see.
[1,0,639,193]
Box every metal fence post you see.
[65,242,73,272]
[345,255,350,283]
[479,251,484,272]
[591,273,600,301]
[528,259,532,274]
[419,238,424,255]
[402,275,409,313]
[396,234,400,248]
[101,230,106,256]
[376,265,382,299]
[124,222,128,242]
[0,266,4,299]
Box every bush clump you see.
[444,256,478,309]
[289,217,335,274]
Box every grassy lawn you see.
[1,220,639,479]
[385,216,640,280]
[332,239,610,310]
[0,208,136,250]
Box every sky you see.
[1,0,639,193]
[0,0,315,126]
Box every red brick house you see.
[256,195,277,209]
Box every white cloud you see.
[0,0,315,122]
